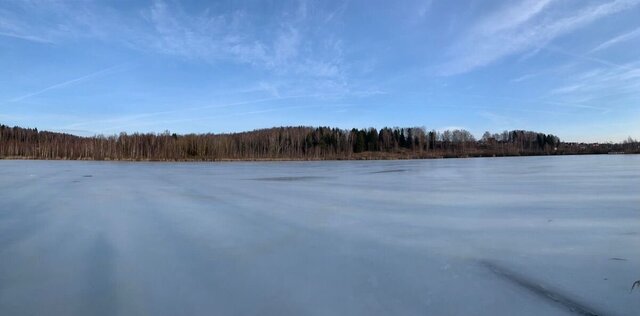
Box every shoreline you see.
[1,152,635,163]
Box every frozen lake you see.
[1,155,639,315]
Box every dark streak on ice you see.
[369,169,408,174]
[250,176,326,181]
[479,260,606,316]
[609,258,627,261]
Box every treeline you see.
[0,124,638,160]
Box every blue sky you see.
[1,0,639,142]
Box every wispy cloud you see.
[144,1,267,65]
[542,100,609,111]
[543,59,640,109]
[417,0,434,18]
[62,88,382,132]
[550,84,585,95]
[62,95,301,130]
[478,111,520,127]
[590,26,640,53]
[141,0,344,79]
[8,65,128,102]
[440,90,610,113]
[0,30,52,43]
[440,0,640,75]
[475,0,553,35]
[90,103,352,133]
[545,45,631,70]
[510,72,538,83]
[0,6,52,43]
[0,2,118,44]
[1,0,347,81]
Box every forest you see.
[1,124,638,161]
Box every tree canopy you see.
[1,124,636,161]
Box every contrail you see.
[9,64,127,102]
[0,31,53,44]
[545,45,633,71]
[62,91,367,130]
[96,103,347,132]
[590,27,640,53]
[62,95,316,130]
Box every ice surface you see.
[0,155,639,315]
